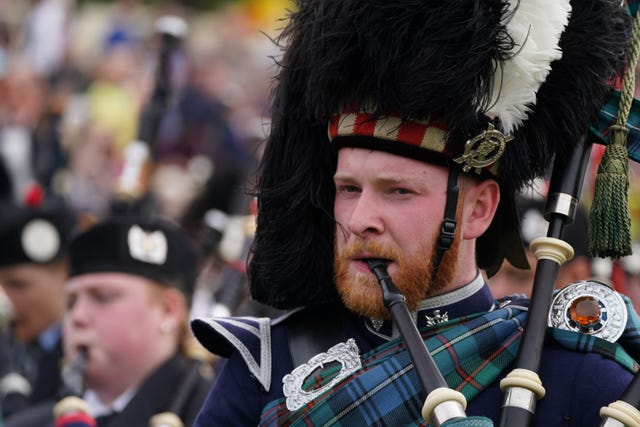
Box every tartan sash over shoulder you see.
[260,302,527,427]
[259,299,640,427]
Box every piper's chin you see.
[335,269,390,320]
[334,239,459,319]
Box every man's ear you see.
[157,286,187,322]
[462,178,500,239]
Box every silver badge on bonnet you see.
[21,219,60,263]
[127,225,168,265]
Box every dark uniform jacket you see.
[191,278,635,426]
[0,327,64,419]
[3,353,214,427]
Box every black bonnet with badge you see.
[0,200,77,267]
[68,216,199,298]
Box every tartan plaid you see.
[259,299,640,427]
[550,328,639,373]
[590,90,640,163]
[260,304,527,427]
[440,418,495,427]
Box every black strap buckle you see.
[437,218,457,252]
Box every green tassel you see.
[589,125,632,258]
[589,7,640,259]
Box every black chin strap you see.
[431,167,459,280]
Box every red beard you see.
[334,237,458,319]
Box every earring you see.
[160,320,174,335]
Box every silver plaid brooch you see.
[282,338,361,411]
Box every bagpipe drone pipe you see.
[366,260,485,427]
[52,348,201,427]
[110,15,187,215]
[194,198,283,320]
[0,302,32,420]
[197,203,257,318]
[497,134,592,427]
[109,17,213,426]
[53,348,95,427]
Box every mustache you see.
[337,240,401,262]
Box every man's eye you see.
[393,188,412,195]
[66,295,77,310]
[338,185,360,193]
[3,280,28,291]
[92,291,117,304]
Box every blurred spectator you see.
[0,57,79,419]
[22,0,74,77]
[61,39,146,217]
[151,48,249,223]
[0,192,77,420]
[0,50,87,205]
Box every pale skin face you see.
[63,272,186,404]
[333,148,500,317]
[0,261,67,343]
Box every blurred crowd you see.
[0,0,288,313]
[0,0,284,217]
[0,0,289,424]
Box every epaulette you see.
[190,308,308,392]
[191,315,277,391]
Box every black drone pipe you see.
[499,134,592,427]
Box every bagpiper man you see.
[191,0,640,426]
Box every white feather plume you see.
[486,0,571,133]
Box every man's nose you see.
[347,191,384,237]
[67,296,91,325]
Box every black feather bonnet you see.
[249,0,632,309]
